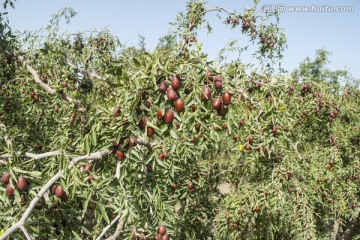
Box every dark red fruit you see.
[158,225,166,235]
[62,82,68,88]
[112,107,120,117]
[147,127,154,137]
[214,76,223,90]
[160,152,168,160]
[159,81,168,93]
[248,135,253,144]
[61,192,68,202]
[187,181,194,189]
[138,116,147,130]
[154,235,161,240]
[112,141,119,154]
[175,98,184,112]
[239,120,245,127]
[156,109,163,120]
[35,201,43,210]
[185,83,193,94]
[1,172,10,185]
[172,184,177,190]
[50,184,57,195]
[205,71,213,81]
[55,185,64,198]
[212,97,221,110]
[195,123,201,131]
[245,144,251,151]
[222,92,231,106]
[89,174,94,181]
[33,94,39,103]
[16,176,27,191]
[30,91,36,98]
[83,163,92,172]
[201,86,211,101]
[54,106,59,113]
[55,228,61,235]
[164,109,174,124]
[166,88,178,101]
[262,146,267,153]
[233,135,237,141]
[129,136,137,147]
[6,183,14,196]
[162,233,169,240]
[190,135,196,143]
[171,76,181,90]
[217,103,226,116]
[272,126,277,135]
[314,105,320,113]
[70,115,75,124]
[143,100,151,109]
[116,151,125,161]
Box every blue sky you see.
[6,0,360,78]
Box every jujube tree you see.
[0,0,359,239]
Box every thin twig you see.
[203,7,235,15]
[105,219,124,240]
[115,161,121,179]
[95,215,121,240]
[20,226,31,240]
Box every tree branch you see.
[17,55,56,94]
[0,149,110,240]
[17,54,87,125]
[0,119,12,148]
[64,58,115,87]
[68,149,110,169]
[105,219,124,240]
[137,137,157,152]
[341,204,360,240]
[95,215,122,240]
[20,226,31,240]
[24,151,61,160]
[330,219,339,240]
[0,151,61,164]
[203,7,235,15]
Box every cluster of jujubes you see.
[2,172,28,199]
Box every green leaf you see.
[91,130,97,146]
[72,230,82,240]
[133,57,141,67]
[170,129,178,139]
[112,61,121,67]
[85,136,90,154]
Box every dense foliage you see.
[0,0,359,239]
